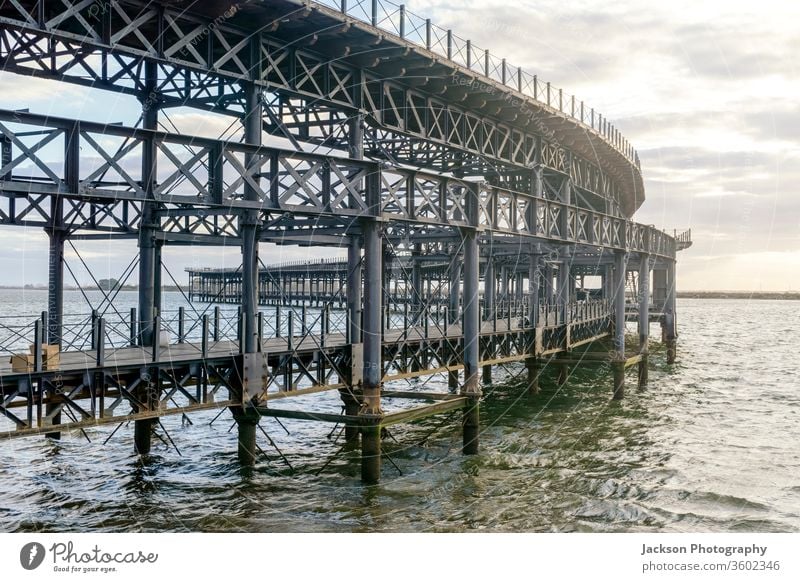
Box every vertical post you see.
[444,260,463,393]
[638,255,650,387]
[665,259,677,364]
[482,256,494,383]
[241,81,261,357]
[138,60,158,348]
[95,318,105,368]
[462,185,480,455]
[360,172,383,484]
[448,260,461,326]
[177,306,185,344]
[154,241,163,321]
[201,315,209,359]
[526,251,541,395]
[231,77,263,466]
[557,259,570,338]
[612,251,628,399]
[129,308,137,347]
[45,124,71,437]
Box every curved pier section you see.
[0,0,689,483]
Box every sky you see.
[0,0,798,291]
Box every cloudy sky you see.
[0,0,797,290]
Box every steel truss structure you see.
[0,0,689,483]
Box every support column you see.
[612,251,628,399]
[134,61,159,453]
[447,257,461,392]
[343,236,363,444]
[482,257,495,383]
[138,62,158,348]
[45,226,65,439]
[500,265,509,302]
[638,255,651,387]
[360,168,383,483]
[665,260,678,364]
[448,259,461,325]
[558,256,572,388]
[526,250,541,395]
[545,263,555,304]
[360,215,383,483]
[347,236,363,343]
[462,187,481,455]
[231,79,263,466]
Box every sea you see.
[0,291,798,532]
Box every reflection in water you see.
[0,297,799,532]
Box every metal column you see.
[638,255,651,387]
[232,79,263,466]
[482,257,495,383]
[448,257,461,392]
[134,60,159,455]
[462,186,480,455]
[612,251,628,399]
[360,172,383,484]
[665,260,677,364]
[526,251,541,395]
[343,235,363,444]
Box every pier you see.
[0,0,689,483]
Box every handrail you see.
[312,0,640,169]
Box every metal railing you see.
[314,0,640,168]
[0,296,615,364]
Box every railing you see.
[673,228,692,249]
[314,0,640,169]
[0,297,616,363]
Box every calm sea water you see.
[0,292,798,532]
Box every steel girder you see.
[0,109,676,258]
[0,0,635,216]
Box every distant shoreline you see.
[677,291,800,300]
